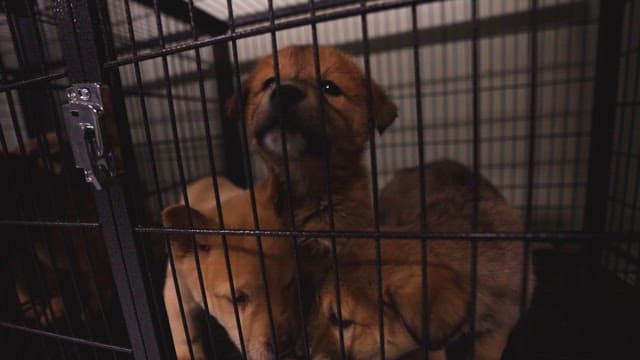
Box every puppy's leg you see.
[42,267,64,326]
[164,263,205,360]
[471,328,511,360]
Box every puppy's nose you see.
[270,84,305,112]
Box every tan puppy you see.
[162,175,300,359]
[227,45,397,249]
[307,160,533,360]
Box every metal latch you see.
[62,83,115,190]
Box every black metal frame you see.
[52,0,162,358]
[1,0,639,359]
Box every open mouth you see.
[259,129,307,158]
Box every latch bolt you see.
[63,83,115,190]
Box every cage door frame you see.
[53,0,164,358]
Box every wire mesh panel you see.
[1,0,639,360]
[0,1,132,359]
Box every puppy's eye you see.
[329,311,353,329]
[197,243,211,252]
[262,77,275,91]
[320,79,342,96]
[232,293,248,305]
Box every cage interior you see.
[1,0,639,359]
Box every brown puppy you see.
[1,133,112,326]
[307,160,533,360]
[163,175,300,359]
[227,45,397,249]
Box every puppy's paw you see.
[41,296,65,326]
[20,296,64,327]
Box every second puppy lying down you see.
[163,175,301,360]
[307,160,533,360]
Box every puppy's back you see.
[373,160,532,338]
[380,159,511,229]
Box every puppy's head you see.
[304,260,422,360]
[227,45,397,177]
[162,188,300,359]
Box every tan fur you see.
[163,175,300,359]
[181,176,243,215]
[307,160,534,360]
[1,133,112,326]
[227,45,397,250]
[165,46,398,359]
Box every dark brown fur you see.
[307,160,534,360]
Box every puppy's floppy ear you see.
[384,272,422,338]
[384,265,468,348]
[162,204,214,255]
[225,76,253,122]
[370,80,398,134]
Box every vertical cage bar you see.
[308,1,343,358]
[579,0,626,355]
[410,3,429,358]
[439,3,449,160]
[621,2,640,279]
[262,1,297,356]
[224,0,258,357]
[184,1,234,359]
[120,1,173,356]
[520,1,538,357]
[212,44,247,187]
[469,1,480,359]
[359,1,384,358]
[609,0,636,271]
[53,0,164,358]
[583,0,626,275]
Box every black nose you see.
[270,84,305,112]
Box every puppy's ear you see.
[225,76,253,122]
[370,80,397,134]
[384,272,422,337]
[384,266,468,348]
[162,204,214,255]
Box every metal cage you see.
[0,0,638,359]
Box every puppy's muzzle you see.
[254,82,318,158]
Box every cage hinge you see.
[62,83,116,190]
